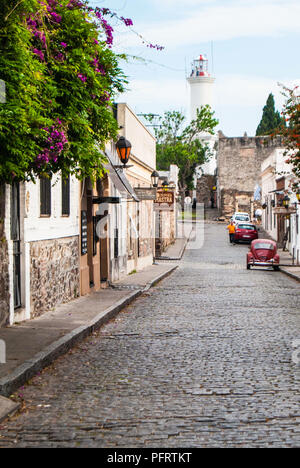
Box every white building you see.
[108,103,157,281]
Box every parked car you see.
[231,212,250,224]
[247,239,280,270]
[234,223,258,243]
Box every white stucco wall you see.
[24,174,79,242]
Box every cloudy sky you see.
[89,0,300,136]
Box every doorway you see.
[11,182,21,309]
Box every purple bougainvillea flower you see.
[78,74,87,82]
[33,48,45,61]
[60,42,67,48]
[55,52,65,61]
[120,17,133,27]
[50,11,62,23]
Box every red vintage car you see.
[234,222,258,243]
[247,239,280,270]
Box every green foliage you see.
[146,106,218,193]
[0,0,127,184]
[278,84,300,190]
[256,93,284,136]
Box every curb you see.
[0,265,178,399]
[155,231,193,261]
[279,267,300,283]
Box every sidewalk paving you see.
[277,248,300,283]
[0,237,185,421]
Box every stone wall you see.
[0,185,10,327]
[30,236,80,318]
[217,133,282,218]
[196,175,216,208]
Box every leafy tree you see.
[278,84,300,192]
[256,93,284,136]
[146,106,218,205]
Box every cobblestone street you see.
[0,222,299,448]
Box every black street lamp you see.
[116,136,132,167]
[151,170,159,188]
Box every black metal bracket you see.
[92,196,121,204]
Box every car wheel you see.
[247,264,251,270]
[273,265,280,271]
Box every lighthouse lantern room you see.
[190,54,210,77]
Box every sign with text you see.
[134,187,157,201]
[154,190,175,211]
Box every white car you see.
[231,212,250,224]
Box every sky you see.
[89,0,300,137]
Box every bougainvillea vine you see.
[0,0,164,184]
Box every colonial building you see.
[261,148,300,262]
[0,175,80,326]
[104,103,158,280]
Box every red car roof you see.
[251,238,276,246]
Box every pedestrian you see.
[226,220,236,245]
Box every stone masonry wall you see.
[30,236,80,318]
[0,185,10,327]
[217,133,282,218]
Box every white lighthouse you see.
[187,54,215,121]
[187,54,217,176]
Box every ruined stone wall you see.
[196,175,216,208]
[217,134,282,218]
[30,236,80,318]
[0,185,10,327]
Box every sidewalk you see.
[277,248,300,283]
[155,221,194,260]
[0,239,184,420]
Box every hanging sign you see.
[134,187,157,201]
[154,190,174,211]
[81,210,88,255]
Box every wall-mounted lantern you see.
[282,195,290,209]
[151,170,159,188]
[116,136,132,168]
